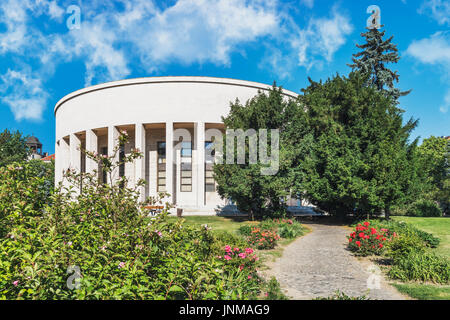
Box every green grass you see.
[166,215,310,269]
[392,216,450,258]
[167,215,259,234]
[389,216,450,300]
[392,283,450,300]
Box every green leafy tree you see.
[298,72,417,219]
[0,129,30,167]
[348,26,410,101]
[213,86,305,220]
[416,136,449,214]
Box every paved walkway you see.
[264,223,408,300]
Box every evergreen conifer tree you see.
[348,26,410,101]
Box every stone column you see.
[54,141,61,186]
[135,123,146,201]
[70,133,81,173]
[165,121,174,204]
[85,129,98,174]
[108,126,120,183]
[58,137,70,188]
[195,122,205,207]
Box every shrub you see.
[0,161,53,238]
[262,277,288,300]
[237,225,253,237]
[406,199,443,217]
[259,218,305,239]
[347,221,393,256]
[388,250,450,284]
[314,290,369,300]
[0,132,263,300]
[211,230,248,254]
[360,219,440,249]
[247,227,280,250]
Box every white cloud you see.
[283,6,353,72]
[440,90,450,113]
[125,0,279,67]
[406,31,450,113]
[419,0,450,25]
[0,69,48,121]
[0,0,354,120]
[406,31,450,65]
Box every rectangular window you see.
[157,142,166,192]
[180,141,192,192]
[205,141,216,192]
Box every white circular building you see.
[54,76,297,213]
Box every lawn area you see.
[392,216,450,258]
[390,216,450,300]
[392,283,450,300]
[167,215,259,234]
[167,215,310,267]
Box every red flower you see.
[363,221,370,227]
[359,232,365,238]
[349,238,353,242]
[356,241,361,247]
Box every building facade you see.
[54,77,297,213]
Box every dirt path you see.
[263,223,408,300]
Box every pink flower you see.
[245,248,254,254]
[118,262,126,269]
[234,247,240,252]
[238,253,247,259]
[224,255,231,261]
[224,245,232,253]
[12,280,19,286]
[248,275,252,279]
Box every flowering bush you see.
[260,218,305,239]
[347,221,394,256]
[247,227,280,250]
[0,131,263,300]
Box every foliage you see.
[414,136,450,215]
[406,199,443,217]
[262,277,288,300]
[0,129,31,167]
[0,161,53,238]
[213,86,307,220]
[314,290,369,300]
[247,227,280,250]
[349,219,447,284]
[347,221,393,256]
[259,218,305,239]
[387,250,450,284]
[299,72,417,219]
[348,26,410,101]
[365,219,440,249]
[0,131,262,300]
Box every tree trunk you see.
[385,206,391,220]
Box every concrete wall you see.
[54,76,298,212]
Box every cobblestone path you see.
[266,223,408,300]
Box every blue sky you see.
[0,0,449,154]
